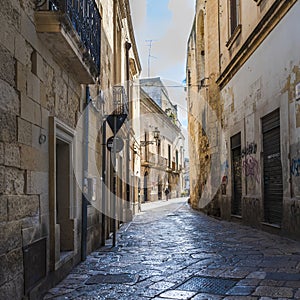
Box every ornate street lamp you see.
[153,127,160,140]
[140,127,160,146]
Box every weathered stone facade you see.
[140,79,185,202]
[0,0,141,298]
[187,0,223,216]
[187,0,300,240]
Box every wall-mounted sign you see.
[107,136,124,153]
[106,114,127,134]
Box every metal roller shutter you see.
[262,109,283,225]
[231,133,242,216]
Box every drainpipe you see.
[112,114,117,247]
[125,41,132,215]
[101,115,106,246]
[81,86,90,261]
[218,0,222,75]
[288,89,293,198]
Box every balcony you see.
[158,155,168,167]
[113,86,129,115]
[142,152,167,169]
[167,161,181,174]
[35,0,100,84]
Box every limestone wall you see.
[0,0,97,298]
[221,1,300,237]
[188,0,300,239]
[187,0,223,215]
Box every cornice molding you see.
[217,0,297,89]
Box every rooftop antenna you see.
[145,39,157,77]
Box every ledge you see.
[231,214,242,219]
[226,24,242,50]
[254,0,264,5]
[55,250,74,271]
[35,11,97,84]
[261,221,281,229]
[217,0,297,89]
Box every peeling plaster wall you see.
[221,1,300,238]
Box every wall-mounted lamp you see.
[153,127,160,140]
[140,127,160,147]
[39,134,46,144]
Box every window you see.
[168,144,171,168]
[229,0,240,36]
[196,10,205,85]
[157,139,161,156]
[187,69,191,87]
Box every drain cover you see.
[85,273,137,285]
[176,276,238,295]
[166,214,179,217]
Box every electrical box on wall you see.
[295,82,300,101]
[87,177,97,201]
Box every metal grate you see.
[231,133,242,216]
[113,85,128,115]
[23,238,47,294]
[176,276,238,295]
[85,273,138,285]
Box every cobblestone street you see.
[44,198,300,300]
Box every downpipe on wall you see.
[125,41,132,213]
[81,85,90,261]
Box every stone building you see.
[0,0,140,299]
[183,157,190,195]
[187,0,300,239]
[139,78,185,202]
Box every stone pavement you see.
[44,198,300,300]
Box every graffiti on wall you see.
[242,155,260,183]
[291,201,300,217]
[244,197,260,208]
[241,142,257,157]
[291,158,300,177]
[221,160,229,195]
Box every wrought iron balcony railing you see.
[158,155,168,167]
[143,153,167,168]
[45,0,101,76]
[113,86,129,115]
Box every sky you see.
[129,0,195,152]
[129,0,195,83]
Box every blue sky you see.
[129,0,195,83]
[129,0,195,153]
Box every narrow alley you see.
[44,198,300,300]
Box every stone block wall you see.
[0,0,142,297]
[0,0,85,298]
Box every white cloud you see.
[130,0,195,82]
[149,0,195,81]
[129,0,147,30]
